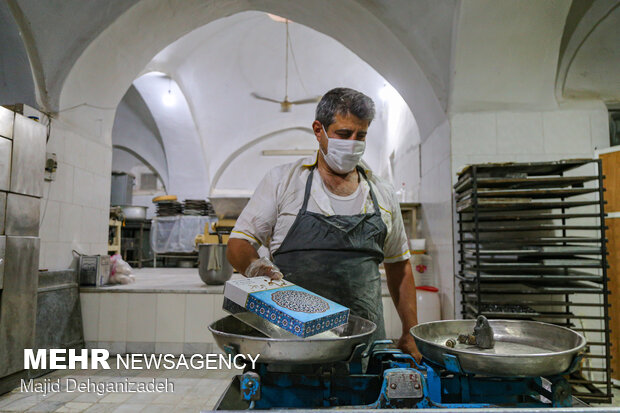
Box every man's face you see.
[313,113,370,155]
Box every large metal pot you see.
[121,205,147,221]
[198,243,233,285]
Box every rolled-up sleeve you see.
[230,168,279,249]
[382,185,411,264]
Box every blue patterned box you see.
[224,276,349,338]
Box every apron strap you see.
[302,165,382,217]
[358,167,382,217]
[300,165,315,214]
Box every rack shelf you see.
[455,158,612,404]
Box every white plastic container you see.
[409,238,426,252]
[416,286,441,323]
[411,254,434,286]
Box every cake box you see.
[223,276,349,338]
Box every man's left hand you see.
[396,333,422,364]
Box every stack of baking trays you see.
[454,158,612,404]
[182,199,214,216]
[155,200,183,216]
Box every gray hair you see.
[315,88,375,129]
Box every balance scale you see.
[209,316,588,409]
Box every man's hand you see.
[245,257,283,280]
[397,333,423,364]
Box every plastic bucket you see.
[416,286,441,323]
[411,254,434,286]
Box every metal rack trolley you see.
[454,159,612,404]
[121,219,152,268]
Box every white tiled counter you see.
[80,268,403,355]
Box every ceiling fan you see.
[251,20,321,112]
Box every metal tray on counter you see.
[209,315,375,364]
[410,319,586,377]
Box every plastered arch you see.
[58,0,445,146]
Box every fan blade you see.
[290,96,322,105]
[250,92,283,104]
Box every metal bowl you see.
[410,319,586,377]
[209,315,375,364]
[120,205,147,221]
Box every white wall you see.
[39,116,112,270]
[378,84,421,199]
[416,121,453,319]
[450,0,570,112]
[451,102,610,176]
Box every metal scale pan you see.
[410,319,586,377]
[209,315,375,364]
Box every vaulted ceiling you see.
[1,0,619,198]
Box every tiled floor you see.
[0,362,240,412]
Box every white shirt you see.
[320,173,365,215]
[230,153,411,263]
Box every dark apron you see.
[273,166,388,342]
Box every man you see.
[227,87,421,362]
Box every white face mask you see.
[320,126,366,174]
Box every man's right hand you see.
[245,257,283,280]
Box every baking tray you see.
[456,187,598,201]
[459,236,604,245]
[462,308,605,323]
[456,199,599,213]
[456,159,595,179]
[463,246,603,256]
[209,315,375,364]
[458,212,602,223]
[460,268,603,282]
[464,303,540,318]
[462,258,603,269]
[460,224,602,233]
[410,319,585,377]
[462,295,606,308]
[454,175,598,193]
[459,281,604,294]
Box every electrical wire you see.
[286,21,310,97]
[57,102,117,113]
[284,20,289,99]
[38,179,52,227]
